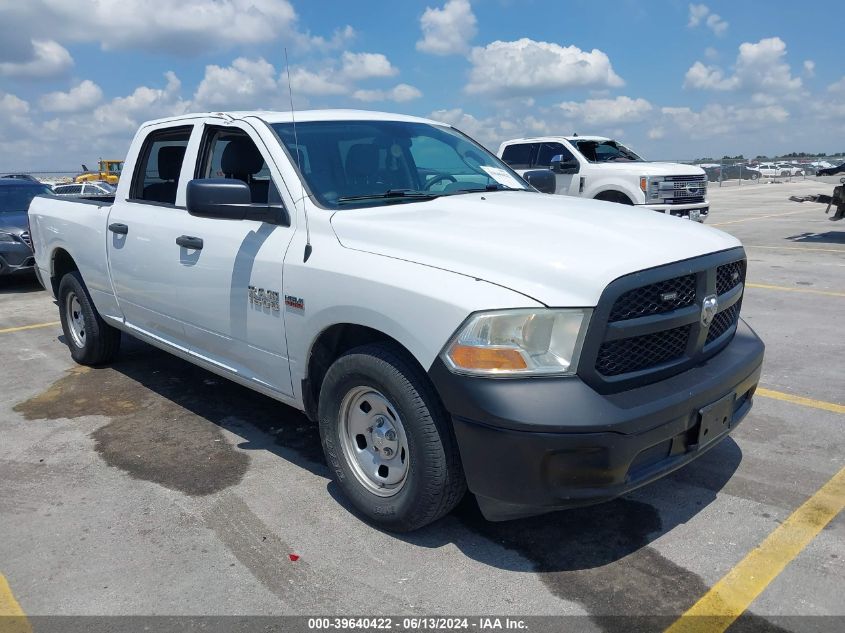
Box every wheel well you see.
[51,248,78,296]
[594,190,634,205]
[303,324,421,422]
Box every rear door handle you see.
[176,235,203,250]
[108,223,128,235]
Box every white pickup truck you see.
[28,110,763,530]
[498,136,710,222]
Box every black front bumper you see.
[0,244,36,276]
[429,320,764,521]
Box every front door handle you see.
[176,235,203,250]
[108,223,128,235]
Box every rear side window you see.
[131,126,192,205]
[501,143,535,169]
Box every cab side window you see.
[130,126,192,205]
[200,128,278,205]
[534,142,574,167]
[501,143,535,169]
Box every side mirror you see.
[522,169,556,194]
[186,178,285,224]
[550,154,580,174]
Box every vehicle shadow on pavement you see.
[785,231,845,244]
[95,336,330,483]
[365,438,752,627]
[0,275,42,294]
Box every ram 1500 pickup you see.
[28,110,764,531]
[498,135,710,221]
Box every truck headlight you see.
[443,308,591,376]
[0,232,17,243]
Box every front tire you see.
[318,343,465,532]
[58,271,121,365]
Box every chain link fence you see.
[658,156,845,188]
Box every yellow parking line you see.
[0,321,59,335]
[756,387,845,414]
[665,465,845,633]
[0,573,31,633]
[745,282,845,298]
[745,245,845,254]
[710,209,815,226]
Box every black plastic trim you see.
[578,247,746,394]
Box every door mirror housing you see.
[550,155,580,175]
[186,178,286,224]
[522,169,556,194]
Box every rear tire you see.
[58,271,121,365]
[318,342,465,532]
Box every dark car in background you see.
[0,178,53,277]
[817,162,845,177]
[703,164,761,182]
[0,174,40,183]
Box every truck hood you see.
[330,191,740,307]
[587,162,705,176]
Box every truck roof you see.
[141,109,444,128]
[502,135,611,144]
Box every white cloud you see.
[193,51,405,108]
[0,40,72,78]
[828,76,845,93]
[684,37,802,101]
[0,1,353,58]
[660,103,789,140]
[90,71,189,134]
[687,4,709,27]
[193,57,281,110]
[466,38,624,96]
[687,4,728,36]
[288,68,347,97]
[704,47,719,60]
[340,52,397,80]
[0,93,30,117]
[353,84,422,103]
[648,127,665,140]
[684,62,739,90]
[39,80,103,112]
[803,60,815,77]
[705,13,728,37]
[558,96,653,126]
[416,0,477,56]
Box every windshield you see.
[0,184,53,213]
[572,139,644,163]
[270,120,529,208]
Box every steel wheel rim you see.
[338,386,410,497]
[65,292,85,349]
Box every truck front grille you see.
[661,174,706,205]
[609,274,696,321]
[578,249,746,393]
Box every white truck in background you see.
[498,136,710,222]
[27,110,763,531]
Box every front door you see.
[167,123,296,396]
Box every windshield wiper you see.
[337,189,441,203]
[443,183,522,195]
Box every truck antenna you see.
[285,47,312,262]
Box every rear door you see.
[106,123,194,348]
[164,122,297,396]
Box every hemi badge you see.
[731,270,740,281]
[661,291,678,302]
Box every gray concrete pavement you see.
[0,180,843,630]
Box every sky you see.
[1,0,844,171]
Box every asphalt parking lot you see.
[1,178,843,632]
